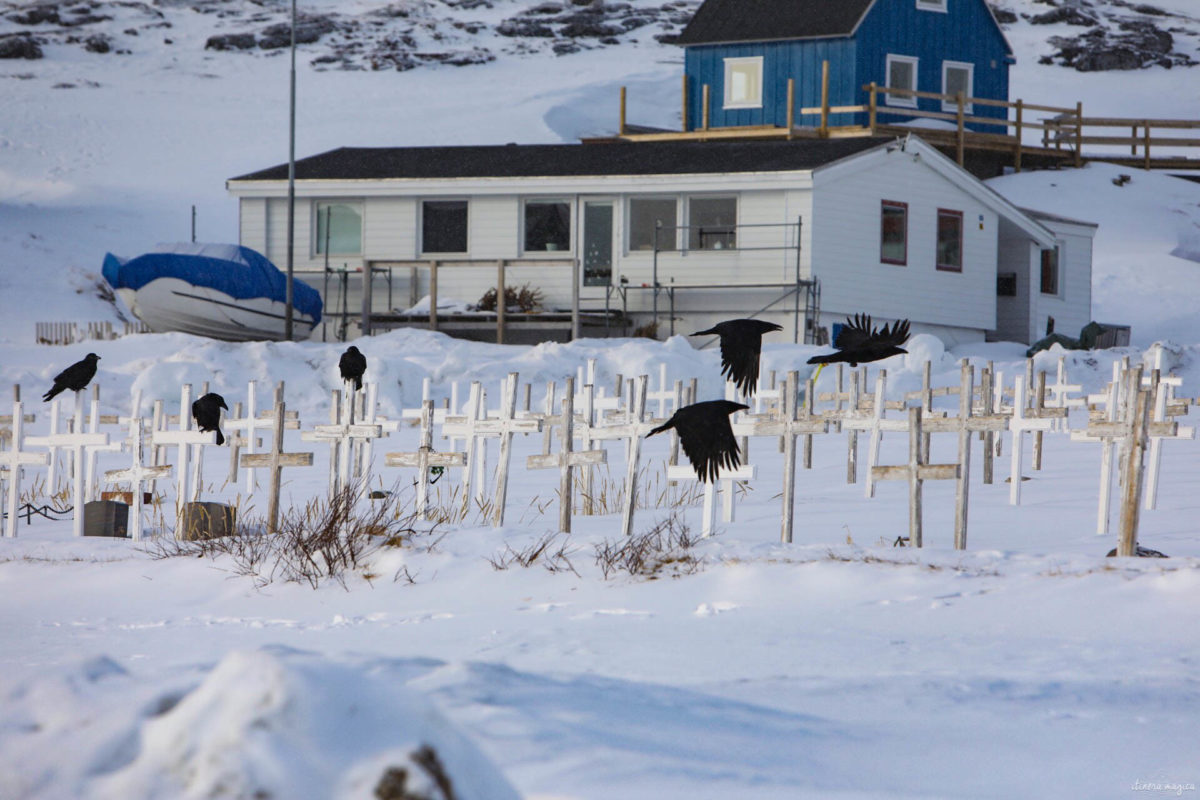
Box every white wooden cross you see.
[871,407,960,548]
[1005,375,1065,505]
[1045,355,1084,432]
[592,375,657,537]
[666,462,756,537]
[225,401,262,486]
[358,382,400,479]
[149,384,218,518]
[103,417,172,542]
[385,399,466,520]
[647,362,676,421]
[240,386,315,534]
[302,389,384,496]
[841,371,911,498]
[2,389,49,539]
[923,361,1010,550]
[733,370,828,544]
[1144,371,1195,511]
[527,376,607,533]
[83,384,125,504]
[27,390,109,538]
[1072,365,1124,536]
[474,372,542,527]
[821,367,864,483]
[442,382,487,520]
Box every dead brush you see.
[145,480,429,589]
[593,511,706,580]
[579,464,705,516]
[486,530,579,575]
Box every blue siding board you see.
[682,0,1011,132]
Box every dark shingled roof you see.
[676,0,876,46]
[228,138,893,183]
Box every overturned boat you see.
[102,243,322,341]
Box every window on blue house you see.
[315,201,362,256]
[723,57,763,110]
[942,61,974,113]
[916,0,947,12]
[885,55,919,108]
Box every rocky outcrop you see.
[0,33,44,59]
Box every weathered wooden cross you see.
[592,375,657,537]
[1005,375,1065,505]
[385,399,466,520]
[922,361,1010,550]
[841,371,912,498]
[103,416,172,542]
[871,406,960,548]
[527,376,607,533]
[474,373,542,527]
[1142,370,1194,511]
[301,388,384,496]
[2,388,49,539]
[27,390,109,537]
[149,384,219,518]
[240,386,314,534]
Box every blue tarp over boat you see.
[102,243,323,324]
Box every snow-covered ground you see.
[3,2,1200,798]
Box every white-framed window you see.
[421,199,469,254]
[687,196,737,251]
[942,60,974,113]
[916,0,947,12]
[723,56,763,110]
[885,54,919,108]
[314,201,363,256]
[523,199,571,253]
[628,196,678,252]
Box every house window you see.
[422,200,468,254]
[524,200,571,253]
[723,56,763,109]
[916,0,947,11]
[885,55,919,108]
[942,61,974,113]
[881,200,908,265]
[314,201,362,255]
[936,209,963,271]
[688,196,737,250]
[1040,245,1061,295]
[629,197,677,251]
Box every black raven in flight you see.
[339,345,367,392]
[647,400,749,483]
[191,392,228,445]
[807,314,910,380]
[43,353,100,402]
[691,318,783,397]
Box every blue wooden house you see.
[675,0,1013,131]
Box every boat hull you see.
[117,278,318,342]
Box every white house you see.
[225,133,1095,347]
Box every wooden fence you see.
[36,321,150,346]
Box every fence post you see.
[619,86,626,136]
[1131,123,1138,157]
[496,259,506,345]
[429,261,439,333]
[868,82,877,132]
[820,60,830,137]
[1014,99,1023,173]
[956,92,965,166]
[1075,101,1083,167]
[702,84,710,131]
[786,77,795,139]
[681,74,688,132]
[1144,122,1151,171]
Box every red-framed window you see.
[1040,245,1060,294]
[936,209,963,272]
[880,200,908,265]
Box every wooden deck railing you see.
[613,63,1200,171]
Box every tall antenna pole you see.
[284,0,297,340]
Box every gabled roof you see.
[227,138,893,183]
[675,0,876,46]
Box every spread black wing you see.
[698,319,782,397]
[669,401,746,484]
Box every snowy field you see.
[4,2,1200,798]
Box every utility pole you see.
[284,0,296,340]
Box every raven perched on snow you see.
[691,318,783,397]
[339,345,367,392]
[191,392,228,445]
[647,400,749,484]
[807,314,910,380]
[42,353,100,402]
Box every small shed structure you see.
[225,134,1093,347]
[676,0,1013,131]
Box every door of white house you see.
[582,200,614,289]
